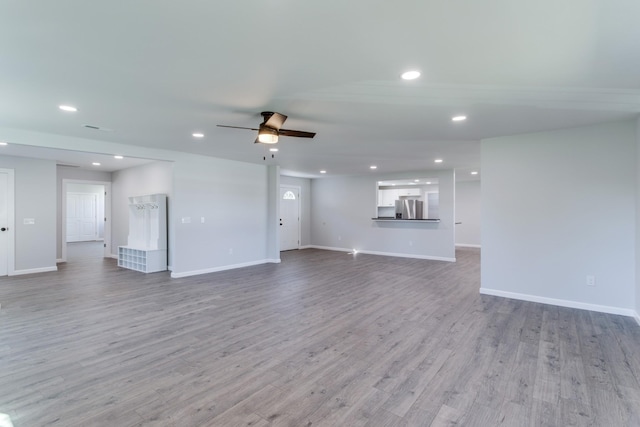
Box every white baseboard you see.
[308,245,455,262]
[455,243,481,249]
[170,258,280,278]
[634,311,640,327]
[56,258,64,263]
[480,287,637,318]
[11,266,58,276]
[299,245,313,250]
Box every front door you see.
[279,186,300,251]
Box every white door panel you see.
[280,186,300,251]
[67,193,98,242]
[0,172,8,275]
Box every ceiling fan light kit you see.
[217,111,316,145]
[257,125,278,144]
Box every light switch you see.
[181,217,191,224]
[23,218,35,225]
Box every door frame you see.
[0,168,15,276]
[279,184,301,251]
[61,179,112,262]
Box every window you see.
[283,191,296,200]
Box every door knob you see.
[0,227,7,231]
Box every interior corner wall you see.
[0,156,57,272]
[170,155,269,276]
[280,175,311,247]
[309,169,455,260]
[455,180,481,247]
[111,161,173,260]
[56,166,112,259]
[636,117,640,322]
[481,120,636,314]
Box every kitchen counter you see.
[372,217,440,222]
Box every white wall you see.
[112,161,173,259]
[310,169,455,261]
[455,180,481,247]
[280,175,311,247]
[481,120,636,315]
[170,155,270,276]
[636,117,640,322]
[0,156,57,273]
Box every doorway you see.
[0,168,15,276]
[279,185,300,251]
[62,179,111,262]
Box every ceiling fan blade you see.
[263,112,287,130]
[216,125,259,131]
[278,128,316,138]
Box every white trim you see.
[170,258,280,278]
[479,287,637,318]
[455,243,481,248]
[56,258,64,263]
[11,266,58,276]
[299,245,313,250]
[308,245,456,262]
[634,311,640,327]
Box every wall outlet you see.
[181,217,191,224]
[201,217,205,223]
[228,248,233,255]
[586,275,596,287]
[338,235,342,241]
[409,240,413,246]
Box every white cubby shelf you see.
[118,193,168,273]
[118,247,167,273]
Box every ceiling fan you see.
[217,111,316,144]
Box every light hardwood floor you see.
[1,247,639,426]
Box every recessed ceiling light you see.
[59,105,78,112]
[414,179,420,182]
[0,142,7,146]
[192,132,204,138]
[401,70,421,80]
[391,183,396,186]
[434,159,443,163]
[114,155,124,159]
[320,170,326,174]
[370,165,377,169]
[269,148,278,152]
[471,171,478,175]
[409,182,417,185]
[452,115,467,122]
[426,181,432,184]
[92,162,101,166]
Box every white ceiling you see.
[1,1,639,178]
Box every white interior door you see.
[279,186,300,251]
[0,172,8,275]
[66,193,98,242]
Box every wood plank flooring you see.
[1,246,640,426]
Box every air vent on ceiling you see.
[82,124,113,132]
